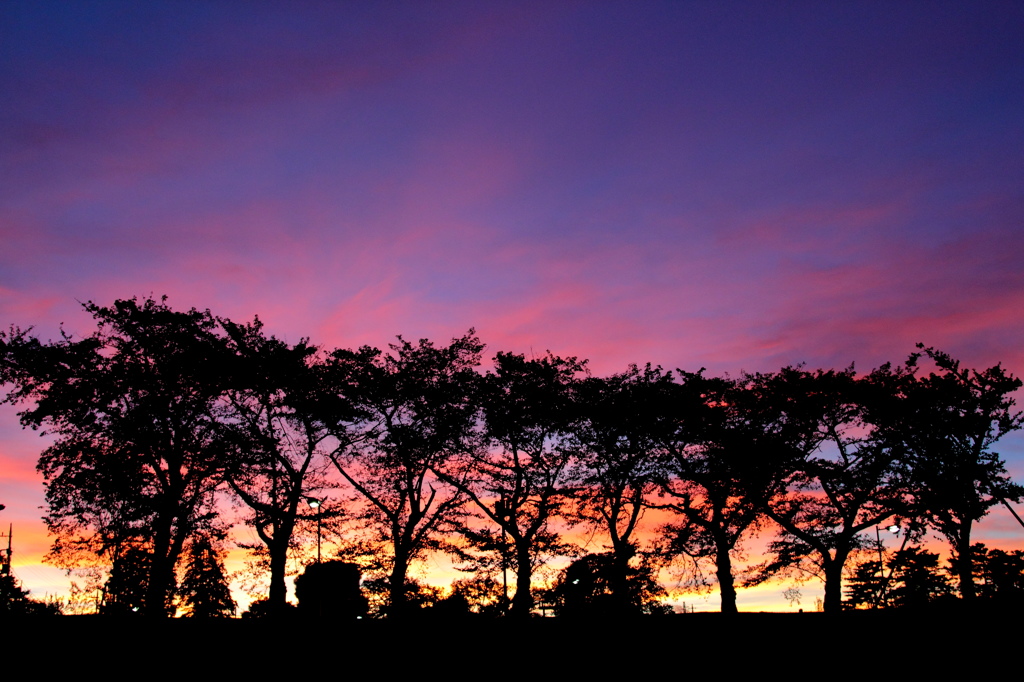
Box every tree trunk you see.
[267,535,290,615]
[389,552,410,619]
[144,510,177,617]
[609,540,635,615]
[954,522,976,601]
[714,543,738,614]
[511,543,533,618]
[265,501,300,617]
[822,549,850,613]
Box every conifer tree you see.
[178,537,235,618]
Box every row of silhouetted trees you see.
[1,296,1021,616]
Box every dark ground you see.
[5,610,1015,674]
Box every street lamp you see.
[873,522,901,606]
[306,497,323,564]
[495,498,513,615]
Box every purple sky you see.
[2,1,1023,607]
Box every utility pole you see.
[1,523,12,576]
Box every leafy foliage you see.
[901,346,1024,599]
[976,546,1024,599]
[440,351,585,617]
[1,297,239,615]
[760,365,916,611]
[572,365,675,611]
[446,575,505,615]
[323,331,483,616]
[100,546,152,614]
[654,370,805,613]
[846,547,953,610]
[219,317,338,615]
[294,560,367,618]
[4,294,1024,617]
[544,552,670,617]
[0,573,62,616]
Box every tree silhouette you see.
[446,575,505,615]
[901,346,1024,600]
[845,547,952,609]
[101,546,151,614]
[546,552,669,617]
[1,297,238,615]
[219,317,338,617]
[760,365,914,612]
[436,351,584,618]
[572,365,672,615]
[178,536,235,617]
[0,572,61,616]
[844,558,887,609]
[655,370,805,613]
[6,294,1024,617]
[887,547,952,608]
[976,545,1024,601]
[323,332,483,617]
[294,560,367,619]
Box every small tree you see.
[845,559,886,609]
[101,546,151,614]
[178,536,235,618]
[959,543,1024,602]
[446,575,505,615]
[294,561,367,619]
[845,547,952,609]
[546,552,670,617]
[0,573,62,616]
[977,547,1024,600]
[886,547,952,608]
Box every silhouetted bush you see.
[295,561,368,619]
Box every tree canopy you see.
[1,297,239,615]
[2,296,1022,616]
[322,331,483,617]
[900,346,1024,599]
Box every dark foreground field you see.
[6,610,1012,673]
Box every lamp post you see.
[873,522,901,606]
[306,497,323,564]
[494,499,509,613]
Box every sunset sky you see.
[2,1,1023,611]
